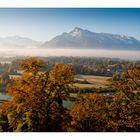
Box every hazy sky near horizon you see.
[0,8,140,41]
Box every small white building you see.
[0,61,12,64]
[17,70,24,74]
[9,75,21,79]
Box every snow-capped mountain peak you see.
[42,27,140,50]
[70,27,84,37]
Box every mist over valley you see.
[0,27,140,60]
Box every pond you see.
[63,100,76,109]
[0,93,11,100]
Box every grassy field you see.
[74,74,111,89]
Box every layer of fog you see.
[0,48,140,60]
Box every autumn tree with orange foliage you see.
[109,65,140,131]
[1,57,75,132]
[70,93,109,132]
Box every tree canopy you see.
[1,57,75,132]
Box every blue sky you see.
[0,8,140,41]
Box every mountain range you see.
[0,36,41,49]
[0,27,140,50]
[42,27,140,50]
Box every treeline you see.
[43,56,140,76]
[0,57,140,132]
[0,59,22,92]
[70,87,115,94]
[2,56,140,76]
